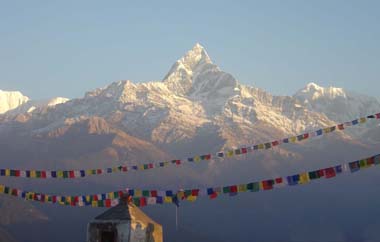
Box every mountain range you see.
[0,43,380,242]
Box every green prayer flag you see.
[133,197,140,206]
[247,182,260,192]
[142,190,150,197]
[63,171,69,178]
[223,186,230,194]
[308,171,318,180]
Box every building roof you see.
[94,203,131,221]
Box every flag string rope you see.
[0,153,379,208]
[0,113,379,179]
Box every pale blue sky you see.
[0,0,379,99]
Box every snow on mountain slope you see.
[0,90,29,114]
[15,97,69,113]
[294,82,380,122]
[1,44,375,150]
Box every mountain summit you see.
[163,43,237,99]
[1,44,379,149]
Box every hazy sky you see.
[0,0,379,99]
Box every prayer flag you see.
[261,180,273,190]
[207,188,214,195]
[147,197,156,205]
[187,196,197,202]
[325,167,336,178]
[272,140,279,146]
[210,192,218,199]
[299,173,310,184]
[164,196,172,203]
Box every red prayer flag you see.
[148,164,154,169]
[41,171,46,178]
[275,177,283,184]
[11,189,18,196]
[210,192,218,199]
[303,133,309,139]
[70,200,76,206]
[150,190,158,197]
[241,148,247,154]
[15,170,20,177]
[376,113,380,119]
[262,180,273,190]
[105,199,111,207]
[175,160,181,165]
[52,196,57,203]
[272,140,279,146]
[74,196,79,203]
[202,154,212,160]
[337,124,344,130]
[122,166,128,172]
[191,189,199,196]
[325,167,336,178]
[230,185,238,193]
[93,195,98,201]
[97,169,102,174]
[118,191,124,197]
[69,171,75,178]
[317,169,325,177]
[140,197,147,207]
[367,157,375,166]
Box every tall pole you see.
[175,206,178,231]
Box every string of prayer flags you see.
[0,153,379,208]
[0,113,379,180]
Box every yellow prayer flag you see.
[5,169,10,176]
[112,167,118,172]
[299,172,310,184]
[258,143,265,149]
[30,170,36,178]
[360,117,366,123]
[108,192,114,199]
[164,196,172,203]
[92,201,98,207]
[194,156,201,162]
[86,169,92,176]
[0,185,4,193]
[58,171,64,178]
[259,182,264,190]
[45,195,50,202]
[86,195,91,202]
[134,189,142,197]
[139,165,144,170]
[289,137,297,143]
[238,185,247,192]
[226,150,234,157]
[187,196,197,202]
[323,127,331,133]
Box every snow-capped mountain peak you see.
[295,82,347,101]
[294,82,379,123]
[162,43,219,95]
[0,90,29,114]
